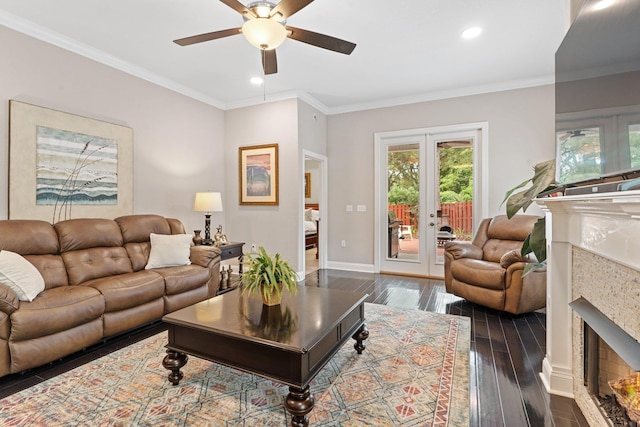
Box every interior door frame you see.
[374,122,489,277]
[299,150,328,277]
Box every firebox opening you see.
[572,297,640,426]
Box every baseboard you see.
[326,261,375,273]
[540,356,574,398]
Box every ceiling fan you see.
[173,0,356,75]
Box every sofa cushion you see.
[154,265,211,295]
[10,286,104,341]
[115,214,171,243]
[83,271,165,312]
[0,220,59,255]
[450,258,506,290]
[24,254,69,289]
[55,218,124,252]
[0,250,45,302]
[145,233,192,269]
[63,247,133,286]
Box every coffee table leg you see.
[352,323,369,354]
[285,385,315,427]
[162,350,188,385]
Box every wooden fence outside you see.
[389,201,473,236]
[440,201,473,235]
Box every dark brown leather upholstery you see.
[444,215,546,315]
[0,215,221,377]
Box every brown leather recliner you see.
[444,214,546,315]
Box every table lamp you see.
[194,192,223,245]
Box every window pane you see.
[557,127,602,184]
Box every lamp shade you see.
[241,18,287,50]
[194,192,223,213]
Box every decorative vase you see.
[193,230,203,245]
[262,285,283,306]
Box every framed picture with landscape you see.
[238,143,279,205]
[8,100,133,222]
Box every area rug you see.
[0,303,470,426]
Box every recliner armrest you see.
[500,249,527,268]
[190,245,222,268]
[444,241,483,260]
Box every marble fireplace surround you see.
[537,191,640,426]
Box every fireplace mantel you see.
[538,190,640,271]
[536,190,640,425]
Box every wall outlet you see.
[250,243,257,252]
[341,240,346,247]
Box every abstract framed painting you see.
[238,143,278,205]
[9,100,133,222]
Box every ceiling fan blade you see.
[286,26,356,55]
[219,0,256,19]
[174,28,242,46]
[270,0,314,19]
[262,49,278,75]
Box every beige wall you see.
[224,99,301,267]
[0,26,225,233]
[327,85,555,266]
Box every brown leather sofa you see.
[444,214,546,315]
[0,214,221,378]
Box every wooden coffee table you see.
[161,286,369,427]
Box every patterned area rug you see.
[0,303,470,426]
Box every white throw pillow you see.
[0,250,45,302]
[145,233,192,269]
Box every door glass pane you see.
[436,141,473,263]
[387,144,419,261]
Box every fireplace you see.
[571,295,640,425]
[537,192,640,426]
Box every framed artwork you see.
[304,172,311,198]
[9,100,133,222]
[238,143,279,205]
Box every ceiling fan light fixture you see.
[242,18,287,50]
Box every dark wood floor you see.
[0,269,589,427]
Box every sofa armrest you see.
[190,245,222,268]
[0,282,19,315]
[444,241,483,260]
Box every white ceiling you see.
[0,0,568,114]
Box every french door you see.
[374,124,485,278]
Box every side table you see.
[217,242,244,295]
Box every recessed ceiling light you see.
[593,0,614,10]
[250,77,264,85]
[462,27,482,39]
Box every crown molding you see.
[325,75,555,115]
[1,10,554,115]
[0,11,226,110]
[224,90,330,114]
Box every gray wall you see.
[327,85,555,266]
[0,26,225,233]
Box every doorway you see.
[374,123,487,278]
[301,150,327,277]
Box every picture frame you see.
[304,172,311,198]
[214,234,228,246]
[239,143,279,205]
[8,100,133,222]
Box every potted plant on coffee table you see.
[241,246,298,306]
